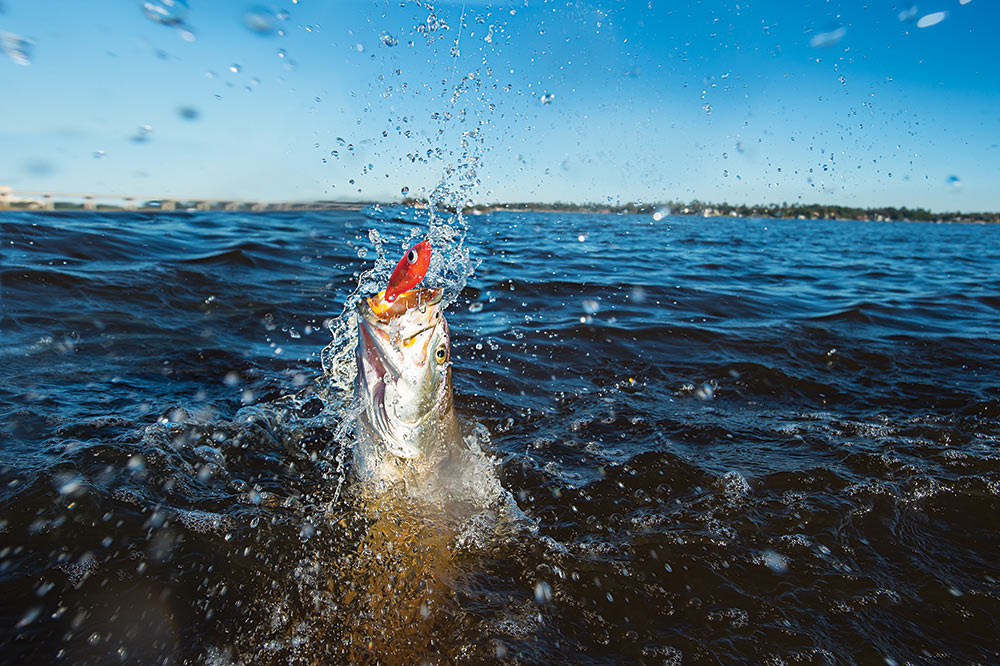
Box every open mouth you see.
[365,287,443,321]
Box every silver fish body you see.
[353,288,461,488]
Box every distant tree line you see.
[401,197,999,223]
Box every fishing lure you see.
[367,239,432,317]
[385,239,431,302]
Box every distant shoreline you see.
[2,198,997,224]
[447,200,1000,224]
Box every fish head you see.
[355,288,455,461]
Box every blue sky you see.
[1,0,998,212]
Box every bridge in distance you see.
[0,187,366,212]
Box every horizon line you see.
[1,188,998,218]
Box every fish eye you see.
[434,344,448,364]
[407,249,417,264]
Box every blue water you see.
[1,208,999,664]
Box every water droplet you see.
[1,32,32,66]
[702,103,712,115]
[694,383,715,400]
[129,125,153,143]
[17,607,41,629]
[763,550,788,573]
[57,474,83,496]
[540,92,555,105]
[141,0,189,27]
[400,186,409,196]
[917,11,947,28]
[380,31,398,47]
[243,6,278,34]
[946,175,962,191]
[299,523,314,540]
[630,286,647,304]
[177,106,199,120]
[533,581,552,604]
[468,302,484,313]
[229,63,241,73]
[898,4,918,21]
[577,233,587,242]
[809,26,846,48]
[582,299,600,315]
[277,48,286,59]
[651,207,671,221]
[93,150,107,159]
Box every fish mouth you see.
[362,287,443,323]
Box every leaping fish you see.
[354,240,462,488]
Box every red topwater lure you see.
[384,239,431,302]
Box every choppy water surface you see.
[1,209,999,664]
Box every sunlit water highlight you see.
[1,209,999,664]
